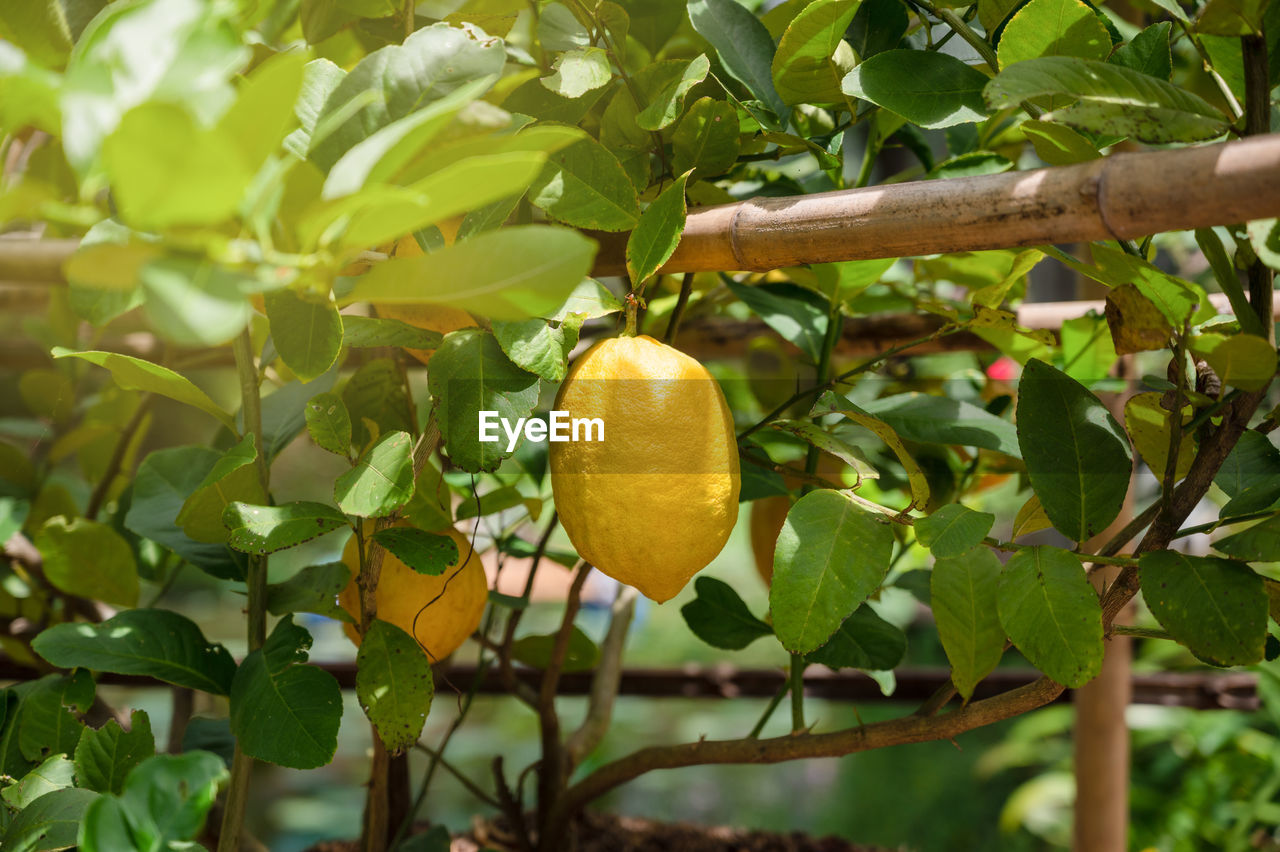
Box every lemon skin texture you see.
[550,335,740,603]
[340,527,488,662]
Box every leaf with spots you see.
[1140,551,1266,666]
[223,501,350,555]
[356,619,434,754]
[334,430,414,517]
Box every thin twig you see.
[566,586,638,767]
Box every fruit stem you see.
[623,293,639,337]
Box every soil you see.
[306,812,898,852]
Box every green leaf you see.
[216,49,306,172]
[1215,432,1280,516]
[1062,244,1201,327]
[52,349,235,432]
[915,504,995,558]
[1021,119,1100,165]
[772,0,859,106]
[688,0,787,120]
[627,171,690,285]
[1140,550,1266,666]
[0,1,71,68]
[770,489,895,654]
[103,103,250,230]
[1016,358,1131,542]
[427,329,541,473]
[680,576,774,650]
[636,55,711,130]
[529,137,640,232]
[348,226,597,320]
[768,420,878,481]
[1197,227,1266,338]
[1247,218,1280,273]
[305,391,352,457]
[34,517,139,607]
[1196,0,1268,35]
[806,604,906,671]
[335,430,414,517]
[32,610,236,695]
[342,316,443,350]
[356,620,434,754]
[1124,392,1193,482]
[18,671,93,764]
[726,280,829,361]
[1192,333,1277,392]
[543,278,623,322]
[265,290,343,383]
[124,447,246,580]
[370,528,459,576]
[996,0,1111,68]
[284,58,346,157]
[175,434,267,545]
[3,755,76,811]
[1215,515,1280,562]
[932,550,1005,701]
[308,22,505,170]
[138,258,254,348]
[984,56,1229,143]
[997,546,1102,687]
[1110,22,1173,79]
[816,394,931,508]
[861,393,1022,458]
[510,626,600,672]
[1061,314,1118,384]
[266,561,353,622]
[223,501,350,555]
[0,788,98,852]
[229,618,342,769]
[672,96,740,179]
[843,50,991,129]
[73,710,155,796]
[491,317,581,383]
[538,2,591,50]
[79,752,227,852]
[455,485,533,520]
[542,46,613,98]
[321,75,492,198]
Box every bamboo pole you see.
[589,134,1280,275]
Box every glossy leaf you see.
[266,561,353,622]
[770,489,895,654]
[636,55,710,130]
[998,546,1102,687]
[175,434,266,545]
[915,504,995,558]
[223,501,350,555]
[985,56,1229,143]
[726,280,829,361]
[542,46,612,98]
[427,329,541,473]
[681,576,773,650]
[627,171,689,285]
[816,394,931,508]
[528,137,640,231]
[1124,392,1193,481]
[510,626,600,672]
[32,610,236,695]
[491,317,581,383]
[1192,333,1277,392]
[229,618,342,769]
[861,393,1021,458]
[932,550,1005,701]
[996,0,1110,68]
[265,290,344,383]
[0,788,98,852]
[305,391,352,457]
[806,605,906,671]
[335,431,414,517]
[772,0,859,105]
[672,96,740,178]
[1110,21,1173,79]
[1215,515,1280,562]
[371,528,459,576]
[844,50,990,129]
[1215,432,1280,516]
[1016,358,1131,541]
[356,620,433,754]
[1140,551,1266,666]
[688,0,787,119]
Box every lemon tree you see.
[0,0,1277,850]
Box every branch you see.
[544,676,1065,838]
[565,586,637,767]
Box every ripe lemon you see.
[374,232,476,365]
[749,496,791,585]
[339,526,488,661]
[550,335,740,603]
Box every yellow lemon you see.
[749,495,791,585]
[374,233,476,365]
[339,526,488,662]
[550,335,740,603]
